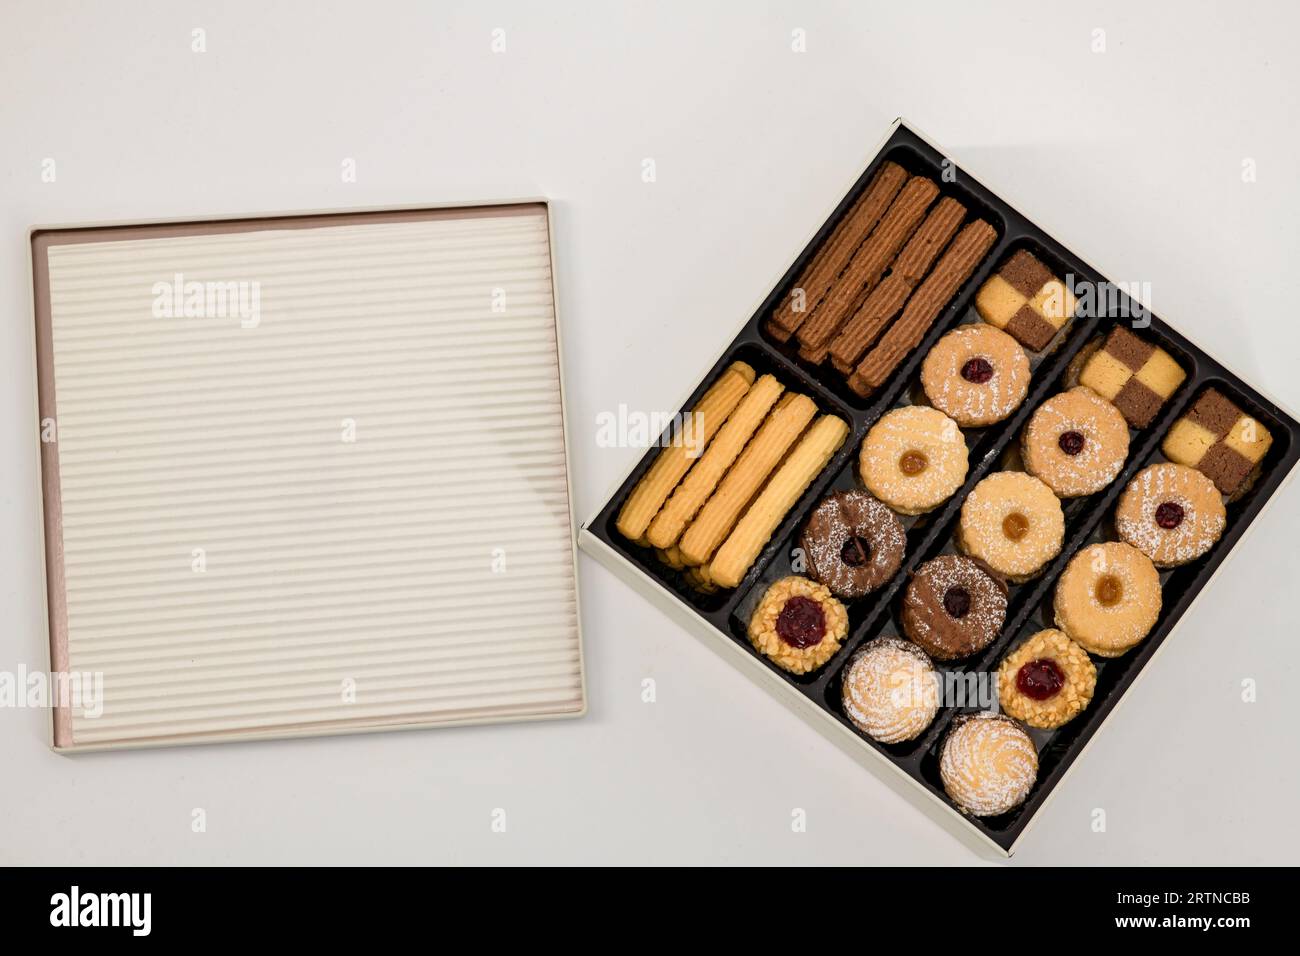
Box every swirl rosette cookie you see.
[841,637,939,744]
[940,712,1038,817]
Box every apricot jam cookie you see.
[860,405,968,515]
[920,324,1030,427]
[1021,387,1129,497]
[940,712,1038,817]
[902,555,1007,660]
[974,249,1076,352]
[1162,387,1273,498]
[841,636,940,744]
[748,576,849,674]
[1076,326,1186,428]
[1115,463,1225,567]
[997,628,1096,730]
[799,491,905,600]
[1054,542,1161,657]
[957,471,1064,582]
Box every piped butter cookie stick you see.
[615,361,755,540]
[710,415,850,588]
[828,197,967,373]
[794,176,940,354]
[678,393,818,566]
[768,161,908,340]
[646,374,785,548]
[849,219,997,396]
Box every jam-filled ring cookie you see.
[1053,542,1161,657]
[901,555,1007,661]
[956,471,1064,582]
[748,576,849,674]
[1021,387,1129,497]
[841,636,940,744]
[1115,463,1225,567]
[997,628,1097,730]
[860,406,968,515]
[799,491,905,600]
[920,324,1030,428]
[940,712,1038,817]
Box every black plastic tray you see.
[583,123,1300,852]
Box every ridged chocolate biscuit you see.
[769,161,908,339]
[827,197,966,373]
[794,176,939,354]
[848,219,997,396]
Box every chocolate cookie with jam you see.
[747,576,849,675]
[799,491,905,600]
[901,554,1008,661]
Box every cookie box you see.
[577,120,1300,856]
[31,201,586,751]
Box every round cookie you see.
[940,712,1038,817]
[799,491,906,600]
[748,576,849,674]
[841,636,940,744]
[1115,463,1226,567]
[1054,542,1161,657]
[956,471,1064,582]
[1022,386,1129,497]
[997,628,1097,729]
[901,555,1007,660]
[859,406,968,515]
[920,324,1031,427]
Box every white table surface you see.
[3,0,1297,865]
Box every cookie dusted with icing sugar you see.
[859,405,968,515]
[920,324,1030,428]
[799,491,905,600]
[901,555,1007,661]
[940,712,1038,817]
[1021,387,1129,498]
[841,637,939,744]
[1115,463,1225,567]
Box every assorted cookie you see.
[799,491,905,599]
[618,362,848,591]
[763,162,999,397]
[1054,542,1162,657]
[1162,387,1273,497]
[1021,386,1129,497]
[997,629,1096,730]
[902,555,1007,661]
[940,713,1039,817]
[1115,463,1225,567]
[920,324,1030,427]
[841,636,939,744]
[860,405,969,515]
[957,471,1064,581]
[611,158,1289,836]
[975,249,1076,351]
[748,576,849,674]
[1075,326,1186,428]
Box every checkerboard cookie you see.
[1161,387,1273,497]
[1077,327,1186,428]
[975,249,1076,351]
